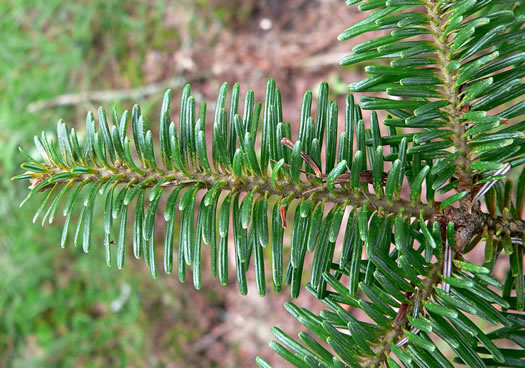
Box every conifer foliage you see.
[15,0,525,366]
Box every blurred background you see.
[0,0,367,367]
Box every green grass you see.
[1,209,147,367]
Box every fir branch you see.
[481,212,525,239]
[33,164,525,244]
[362,263,443,368]
[13,1,525,367]
[36,164,437,218]
[425,0,473,190]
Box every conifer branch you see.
[362,263,443,368]
[481,213,525,239]
[36,164,438,218]
[425,0,473,189]
[14,0,525,367]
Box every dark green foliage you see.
[13,0,525,367]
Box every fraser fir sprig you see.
[14,0,525,367]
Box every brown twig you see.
[27,74,210,113]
